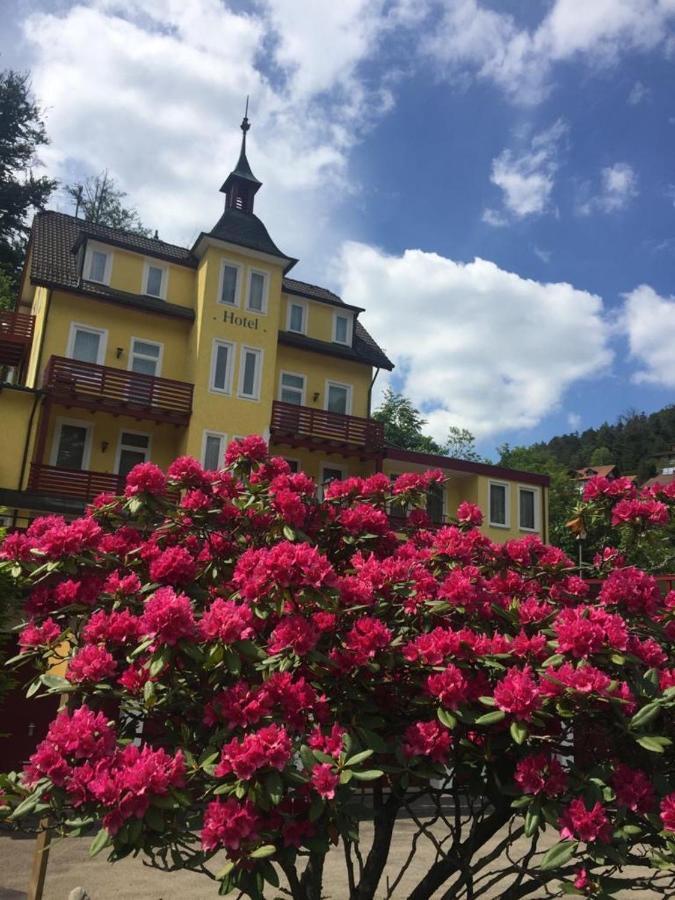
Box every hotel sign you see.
[222,310,259,330]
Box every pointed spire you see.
[220,98,261,212]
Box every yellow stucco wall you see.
[274,345,372,419]
[0,389,39,491]
[94,243,195,310]
[280,293,353,344]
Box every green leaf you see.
[636,735,672,753]
[524,808,540,837]
[478,695,496,706]
[510,721,528,745]
[282,525,296,541]
[542,653,564,668]
[475,710,506,726]
[340,770,354,784]
[356,727,388,753]
[216,861,235,880]
[539,839,578,871]
[265,771,283,805]
[89,827,111,857]
[345,750,374,767]
[249,844,277,859]
[437,708,457,729]
[149,654,166,677]
[41,674,70,691]
[350,769,384,781]
[629,702,661,729]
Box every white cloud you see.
[424,0,675,104]
[22,0,402,274]
[339,242,612,439]
[567,412,582,431]
[578,162,639,214]
[627,79,650,104]
[623,284,675,388]
[485,120,566,223]
[534,246,552,263]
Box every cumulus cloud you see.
[339,242,612,439]
[577,162,639,214]
[627,79,650,104]
[424,0,675,104]
[624,285,675,388]
[21,0,403,273]
[484,120,567,223]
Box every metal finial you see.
[241,95,250,135]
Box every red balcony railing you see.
[29,463,124,502]
[0,311,35,367]
[270,400,385,455]
[43,356,193,425]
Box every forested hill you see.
[527,405,675,481]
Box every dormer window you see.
[144,261,167,299]
[333,312,352,346]
[288,301,307,334]
[84,243,112,285]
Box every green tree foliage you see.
[498,443,578,553]
[0,70,57,300]
[372,388,446,454]
[590,446,613,467]
[445,425,490,463]
[66,170,151,235]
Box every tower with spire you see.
[220,99,262,215]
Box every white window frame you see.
[49,417,93,470]
[518,485,541,533]
[218,259,242,307]
[114,429,151,475]
[143,260,168,300]
[488,480,511,529]
[332,311,353,346]
[128,337,163,377]
[238,346,263,401]
[278,370,306,406]
[210,339,235,395]
[201,431,227,471]
[284,457,301,473]
[66,322,108,366]
[324,380,353,416]
[84,241,113,286]
[287,299,308,335]
[246,268,269,315]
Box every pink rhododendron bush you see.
[1,441,675,899]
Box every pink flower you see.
[338,504,391,536]
[148,545,196,585]
[215,724,292,780]
[456,501,483,527]
[393,470,444,495]
[574,868,590,891]
[559,799,611,843]
[514,753,566,797]
[403,721,452,762]
[225,435,268,466]
[308,724,346,758]
[199,599,254,643]
[493,667,541,720]
[427,664,469,710]
[311,763,339,799]
[24,706,115,786]
[598,567,660,617]
[19,618,61,650]
[83,609,140,645]
[167,455,207,486]
[612,498,669,527]
[612,764,654,814]
[344,616,392,664]
[201,798,260,852]
[141,587,196,645]
[124,462,166,497]
[233,542,335,601]
[66,645,117,684]
[553,607,628,658]
[268,615,319,655]
[660,793,675,832]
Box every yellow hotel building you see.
[0,116,548,539]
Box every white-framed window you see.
[325,381,352,415]
[287,300,307,334]
[246,269,268,314]
[210,339,235,394]
[67,323,108,365]
[284,458,300,473]
[50,418,93,471]
[238,346,263,400]
[115,431,151,480]
[518,486,540,532]
[84,242,113,285]
[143,261,168,299]
[219,260,242,306]
[332,312,353,346]
[279,371,306,406]
[202,431,227,471]
[489,481,510,528]
[129,338,163,377]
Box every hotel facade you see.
[0,116,548,539]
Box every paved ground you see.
[0,822,665,900]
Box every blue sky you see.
[2,0,675,456]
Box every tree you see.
[445,425,490,463]
[66,170,151,235]
[372,388,445,454]
[590,446,613,467]
[2,438,675,900]
[0,268,15,311]
[0,70,57,300]
[498,443,579,554]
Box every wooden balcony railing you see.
[0,311,35,367]
[29,463,125,503]
[270,400,384,455]
[43,356,193,425]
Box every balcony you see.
[28,463,125,503]
[270,400,385,457]
[43,356,193,425]
[0,311,35,368]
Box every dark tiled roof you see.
[279,328,394,371]
[205,208,293,263]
